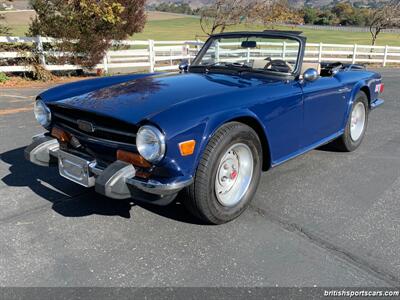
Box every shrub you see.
[0,72,9,83]
[29,0,146,68]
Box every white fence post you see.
[318,42,323,63]
[383,45,389,67]
[36,35,46,67]
[196,38,201,53]
[148,40,155,72]
[215,41,220,62]
[102,51,109,73]
[352,44,357,64]
[185,43,191,63]
[282,41,287,59]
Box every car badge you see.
[77,120,95,133]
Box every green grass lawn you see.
[5,24,27,36]
[132,18,400,46]
[4,16,400,46]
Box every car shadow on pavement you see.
[0,147,202,224]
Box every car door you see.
[301,76,349,148]
[256,79,304,165]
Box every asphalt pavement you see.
[0,69,399,287]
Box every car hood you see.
[48,72,275,125]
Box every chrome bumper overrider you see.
[370,98,384,110]
[25,134,192,202]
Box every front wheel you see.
[183,122,262,224]
[335,91,369,152]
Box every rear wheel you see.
[183,122,262,224]
[335,91,369,152]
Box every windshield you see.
[191,35,301,75]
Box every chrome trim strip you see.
[32,132,47,141]
[338,87,351,93]
[126,177,193,196]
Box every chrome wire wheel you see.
[215,143,254,207]
[350,102,366,141]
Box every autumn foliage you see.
[256,0,304,26]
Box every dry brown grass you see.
[0,10,36,25]
[147,11,188,21]
[0,75,95,88]
[0,10,185,27]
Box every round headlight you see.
[136,125,166,163]
[34,99,51,127]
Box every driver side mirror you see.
[179,60,189,73]
[303,68,319,82]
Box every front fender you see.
[153,107,269,179]
[197,109,270,170]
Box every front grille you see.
[49,105,137,145]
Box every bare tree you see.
[369,0,400,46]
[199,0,302,36]
[199,0,259,36]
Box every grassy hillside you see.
[2,11,399,46]
[131,17,400,46]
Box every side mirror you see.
[179,60,189,73]
[303,68,319,82]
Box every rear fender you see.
[344,78,378,127]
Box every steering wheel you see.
[264,58,293,73]
[328,62,343,75]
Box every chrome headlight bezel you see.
[34,99,52,128]
[136,125,166,163]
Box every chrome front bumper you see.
[24,134,192,204]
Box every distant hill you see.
[6,0,390,10]
[148,0,389,9]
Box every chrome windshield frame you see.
[191,31,306,78]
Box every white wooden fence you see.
[0,36,202,73]
[1,36,400,73]
[210,41,400,67]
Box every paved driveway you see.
[0,69,399,287]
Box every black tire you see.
[334,91,369,152]
[183,122,262,224]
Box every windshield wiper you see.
[190,62,252,74]
[206,62,252,70]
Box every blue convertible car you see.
[26,31,384,224]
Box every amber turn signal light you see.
[51,127,70,143]
[179,140,196,156]
[117,150,152,168]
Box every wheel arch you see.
[200,112,272,172]
[360,86,371,108]
[229,116,272,171]
[344,82,372,124]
